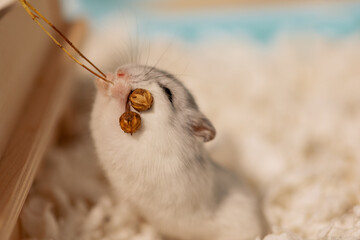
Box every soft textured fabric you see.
[20,31,360,240]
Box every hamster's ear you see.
[190,112,216,142]
[95,77,111,96]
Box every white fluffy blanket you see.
[20,30,360,240]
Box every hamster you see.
[91,64,264,240]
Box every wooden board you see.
[0,20,86,240]
[0,0,63,158]
[0,0,15,10]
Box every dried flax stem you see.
[23,0,107,79]
[18,0,113,85]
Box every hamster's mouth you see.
[108,73,132,110]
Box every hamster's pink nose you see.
[117,71,126,78]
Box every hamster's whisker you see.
[151,43,172,72]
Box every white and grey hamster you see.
[91,64,264,240]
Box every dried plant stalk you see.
[19,0,113,85]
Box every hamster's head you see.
[93,64,216,143]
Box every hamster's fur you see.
[91,64,263,240]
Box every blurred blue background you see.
[60,0,360,43]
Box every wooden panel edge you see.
[0,0,65,161]
[0,20,87,240]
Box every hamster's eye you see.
[159,84,173,103]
